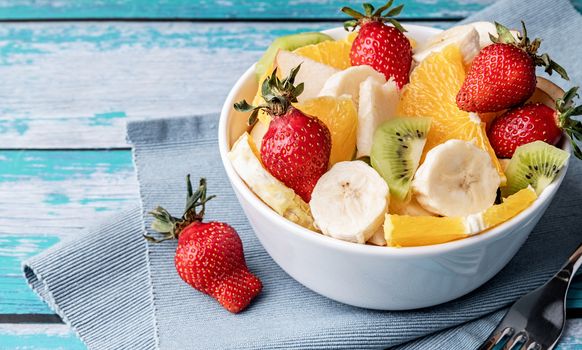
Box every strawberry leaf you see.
[363,3,375,17]
[387,18,406,33]
[233,99,256,112]
[386,4,404,17]
[373,0,395,17]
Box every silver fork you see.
[479,243,582,350]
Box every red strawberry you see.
[234,65,331,202]
[341,1,412,88]
[146,176,262,313]
[457,21,569,113]
[488,87,582,159]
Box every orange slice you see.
[293,40,352,70]
[384,187,536,247]
[397,44,505,184]
[295,96,358,166]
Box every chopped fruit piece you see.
[503,141,570,196]
[385,214,467,247]
[249,117,269,150]
[397,44,505,183]
[385,187,537,247]
[293,39,352,70]
[318,65,385,105]
[275,50,339,102]
[229,132,315,230]
[146,177,262,313]
[255,32,333,82]
[389,195,435,216]
[482,186,537,227]
[234,66,331,202]
[371,117,431,201]
[413,24,480,65]
[367,227,387,246]
[357,78,400,157]
[489,87,582,159]
[342,1,412,88]
[295,96,358,166]
[456,22,568,113]
[310,161,389,244]
[412,139,501,217]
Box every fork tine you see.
[523,340,542,350]
[502,332,527,350]
[479,327,514,350]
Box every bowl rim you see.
[218,24,571,258]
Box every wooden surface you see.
[1,1,582,349]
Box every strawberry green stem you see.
[490,21,569,80]
[341,0,406,33]
[233,65,304,125]
[556,87,582,159]
[145,175,215,243]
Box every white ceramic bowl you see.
[218,25,570,310]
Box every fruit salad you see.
[229,1,581,247]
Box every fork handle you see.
[557,243,582,286]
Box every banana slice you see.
[318,65,385,105]
[413,25,480,65]
[249,119,269,150]
[356,77,400,158]
[310,160,389,244]
[412,139,501,217]
[470,21,520,48]
[229,132,315,230]
[367,227,387,246]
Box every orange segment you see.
[397,44,505,184]
[293,40,351,70]
[384,214,467,247]
[384,187,536,247]
[482,187,537,228]
[295,96,358,166]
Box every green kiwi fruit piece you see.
[502,140,570,196]
[370,117,432,201]
[254,32,333,82]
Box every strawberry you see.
[234,65,331,202]
[457,22,569,113]
[488,87,582,159]
[341,1,412,88]
[146,176,262,313]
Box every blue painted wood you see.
[0,325,85,350]
[0,0,494,20]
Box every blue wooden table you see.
[1,1,582,348]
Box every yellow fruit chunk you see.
[482,186,537,228]
[293,40,351,70]
[385,215,467,247]
[384,187,537,247]
[295,96,358,166]
[397,44,505,184]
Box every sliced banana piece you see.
[470,21,520,48]
[412,139,501,217]
[249,119,269,150]
[318,65,385,105]
[413,25,480,65]
[275,50,339,102]
[310,161,389,244]
[357,78,400,158]
[367,227,387,246]
[229,132,315,230]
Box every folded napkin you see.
[22,0,582,348]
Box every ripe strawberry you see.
[341,1,412,88]
[488,87,582,159]
[234,65,331,202]
[457,21,569,113]
[146,176,262,313]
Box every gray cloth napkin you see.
[22,0,582,348]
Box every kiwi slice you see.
[502,141,570,196]
[254,32,333,82]
[370,117,432,200]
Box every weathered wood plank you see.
[1,317,582,350]
[0,0,497,20]
[0,324,85,349]
[0,21,448,149]
[0,150,137,236]
[0,149,136,314]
